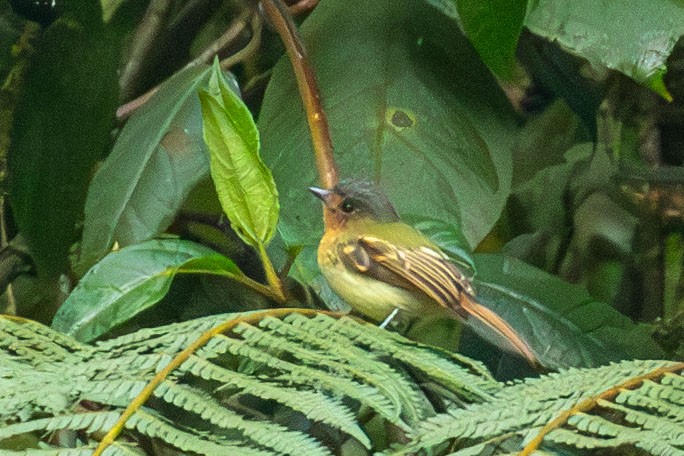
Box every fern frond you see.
[255,316,433,421]
[0,316,84,364]
[214,322,421,425]
[180,354,371,446]
[127,409,272,456]
[393,359,683,455]
[0,447,143,456]
[291,314,500,400]
[2,313,678,456]
[0,411,121,439]
[154,382,332,456]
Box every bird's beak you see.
[309,187,332,203]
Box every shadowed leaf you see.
[53,239,242,342]
[79,64,216,273]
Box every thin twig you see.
[219,14,262,71]
[193,7,253,70]
[118,0,173,101]
[116,8,254,121]
[287,0,320,15]
[260,0,338,189]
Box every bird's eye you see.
[341,199,355,213]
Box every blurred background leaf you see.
[79,64,216,273]
[457,0,527,80]
[524,0,684,101]
[8,5,124,276]
[471,253,665,370]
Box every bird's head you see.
[309,180,399,230]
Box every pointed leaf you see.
[52,239,242,342]
[525,0,684,100]
[199,60,279,248]
[79,64,216,272]
[457,0,527,79]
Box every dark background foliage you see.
[0,0,682,380]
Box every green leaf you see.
[199,59,279,248]
[79,65,215,273]
[525,0,684,100]
[9,10,121,276]
[472,253,665,369]
[504,144,592,270]
[52,239,242,342]
[457,0,527,79]
[259,0,516,253]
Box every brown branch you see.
[260,0,338,189]
[286,0,320,15]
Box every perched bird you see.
[310,180,539,367]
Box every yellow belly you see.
[318,240,422,322]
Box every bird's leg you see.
[379,308,400,329]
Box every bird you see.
[310,179,539,367]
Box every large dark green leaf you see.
[472,253,665,369]
[258,0,516,254]
[52,239,243,342]
[199,60,279,248]
[525,0,684,100]
[9,9,121,276]
[457,0,527,79]
[79,65,216,273]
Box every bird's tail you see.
[459,294,541,369]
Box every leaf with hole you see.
[79,64,220,274]
[259,0,516,255]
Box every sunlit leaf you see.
[525,0,684,100]
[199,59,279,248]
[79,64,215,274]
[52,239,243,342]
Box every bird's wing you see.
[340,235,539,367]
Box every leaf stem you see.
[260,0,339,189]
[175,266,284,302]
[257,243,287,302]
